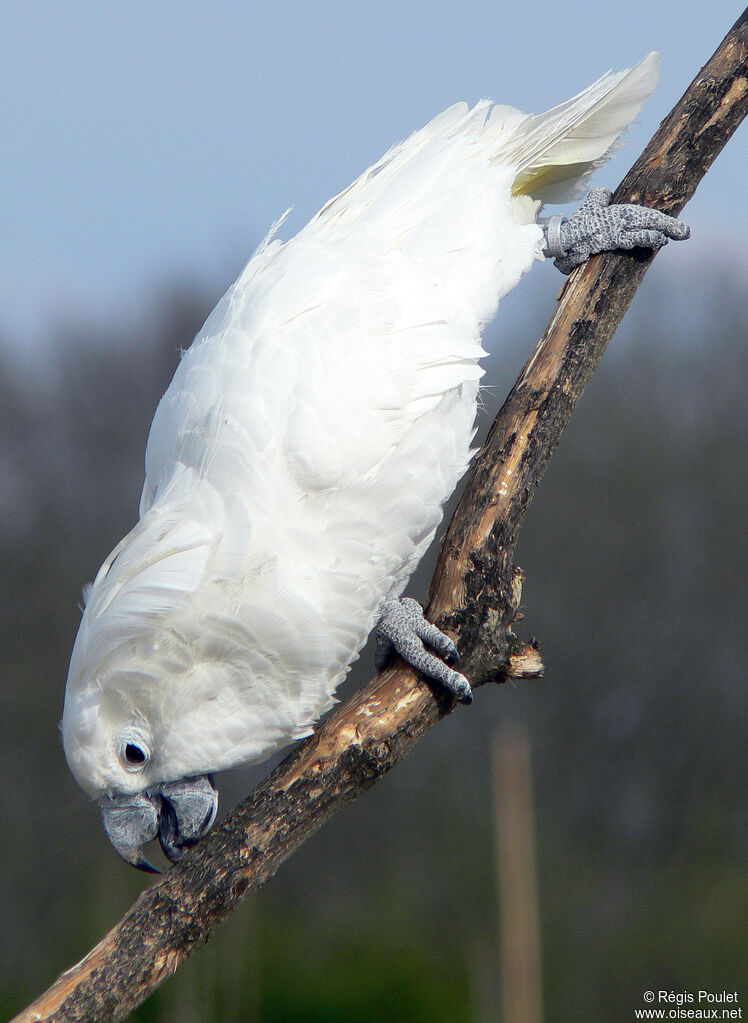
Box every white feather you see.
[62,55,659,797]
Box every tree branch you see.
[14,12,747,1022]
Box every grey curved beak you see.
[100,791,161,873]
[100,775,218,872]
[155,776,219,864]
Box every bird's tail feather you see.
[507,51,659,204]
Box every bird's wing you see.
[509,51,660,203]
[144,51,661,514]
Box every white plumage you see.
[63,54,659,799]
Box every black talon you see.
[444,643,461,666]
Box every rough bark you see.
[13,10,747,1022]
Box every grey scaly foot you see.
[542,187,690,275]
[376,597,472,704]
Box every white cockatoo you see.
[61,53,688,870]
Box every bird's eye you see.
[117,734,151,771]
[125,743,146,765]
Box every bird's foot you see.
[375,597,472,704]
[542,187,690,275]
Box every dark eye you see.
[124,743,146,765]
[117,731,151,771]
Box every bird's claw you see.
[543,186,690,275]
[375,597,472,703]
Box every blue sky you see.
[2,0,745,352]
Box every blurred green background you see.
[2,255,745,1020]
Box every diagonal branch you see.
[13,11,747,1022]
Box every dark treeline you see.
[1,262,745,1021]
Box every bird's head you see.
[59,503,228,871]
[62,687,218,872]
[62,502,292,871]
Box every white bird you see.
[61,52,688,869]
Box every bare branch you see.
[13,11,747,1022]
